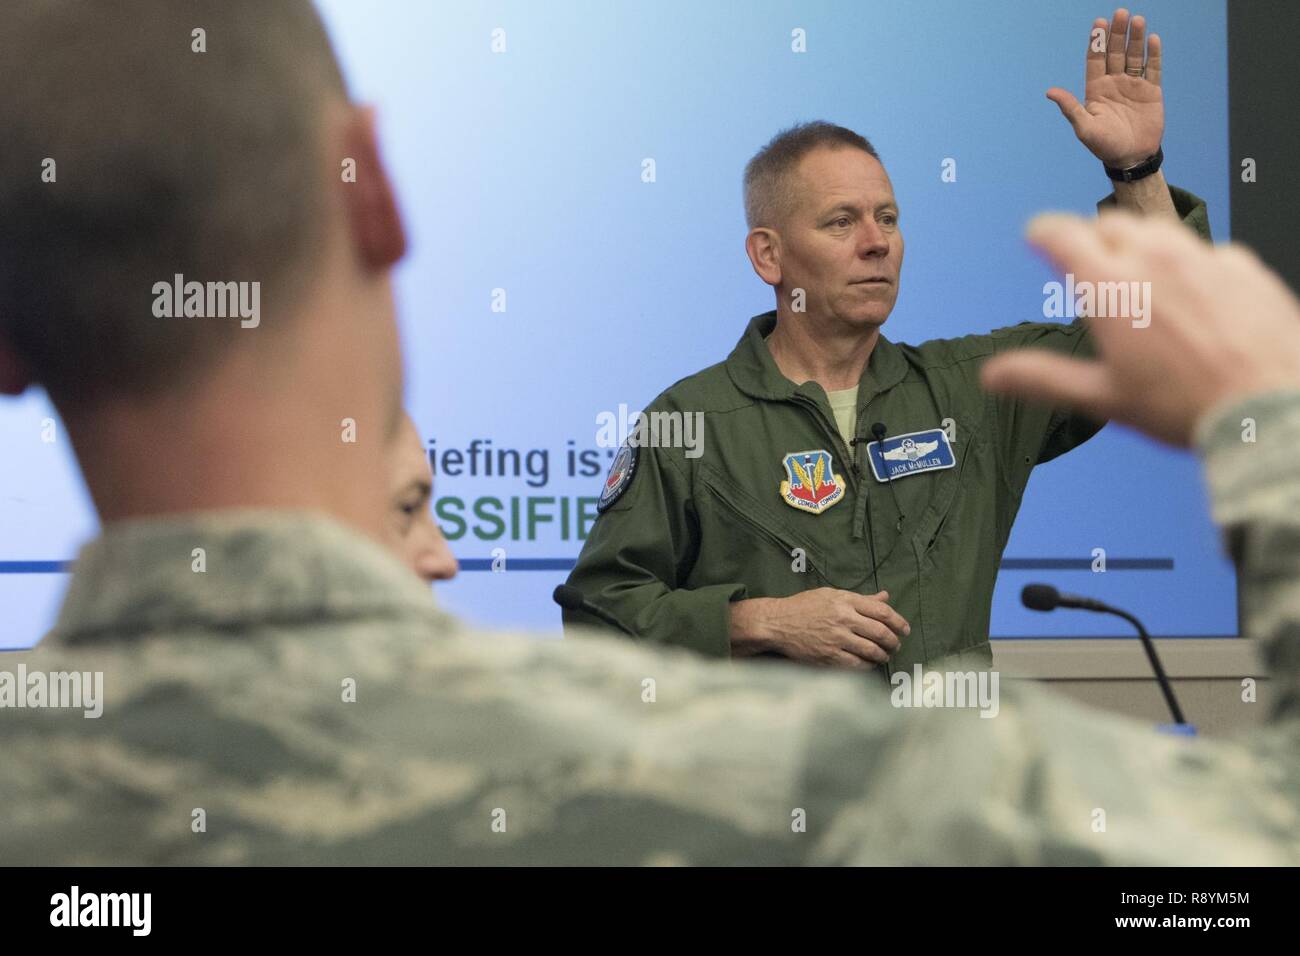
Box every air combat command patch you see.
[779,449,845,514]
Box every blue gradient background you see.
[0,0,1234,648]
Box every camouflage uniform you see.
[2,385,1299,864]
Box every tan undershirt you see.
[763,331,863,450]
[826,385,859,449]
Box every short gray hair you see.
[743,121,880,230]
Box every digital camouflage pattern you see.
[2,385,1299,865]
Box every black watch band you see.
[1104,146,1163,183]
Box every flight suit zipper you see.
[789,396,894,678]
[791,395,861,487]
[788,393,899,598]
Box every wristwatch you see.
[1104,146,1163,183]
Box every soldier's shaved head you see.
[0,0,348,407]
[0,0,410,544]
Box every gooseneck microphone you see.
[1021,583,1186,726]
[1022,584,1110,613]
[871,421,905,531]
[553,585,636,638]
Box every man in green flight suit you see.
[564,9,1211,672]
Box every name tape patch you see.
[866,428,955,483]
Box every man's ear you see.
[745,228,782,287]
[339,106,407,271]
[0,343,32,396]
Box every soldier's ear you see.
[0,341,33,395]
[338,105,407,271]
[746,228,783,287]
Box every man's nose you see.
[857,220,890,257]
[417,529,460,583]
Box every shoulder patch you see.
[597,443,640,513]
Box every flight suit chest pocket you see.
[908,415,1001,661]
[905,413,987,561]
[695,464,825,594]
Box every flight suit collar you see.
[47,509,452,646]
[725,310,909,408]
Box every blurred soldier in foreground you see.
[0,1,1297,864]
